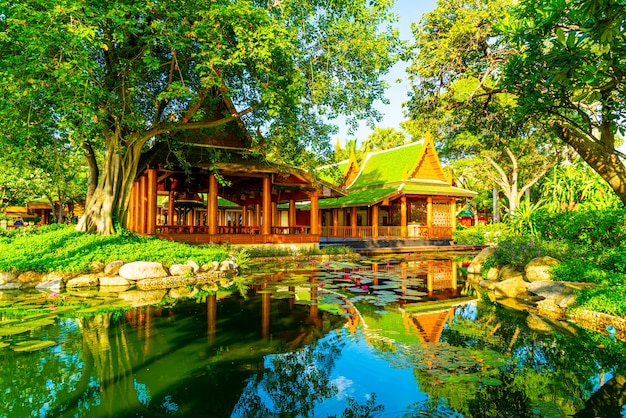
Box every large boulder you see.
[494,276,530,299]
[525,256,560,282]
[0,271,18,285]
[17,271,43,288]
[169,264,194,276]
[467,247,496,274]
[527,281,576,308]
[67,274,100,288]
[499,265,525,281]
[104,260,125,275]
[118,262,168,280]
[99,276,131,286]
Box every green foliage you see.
[532,209,626,249]
[452,223,510,245]
[488,236,571,269]
[0,225,227,273]
[505,198,544,237]
[551,259,626,286]
[570,286,626,318]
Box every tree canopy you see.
[0,0,402,233]
[407,0,626,206]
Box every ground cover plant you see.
[0,224,229,273]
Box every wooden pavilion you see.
[125,98,344,246]
[317,134,477,242]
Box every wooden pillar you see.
[371,205,379,238]
[255,203,261,227]
[332,208,339,237]
[310,194,319,235]
[242,205,248,227]
[262,176,272,235]
[138,173,147,234]
[288,198,296,228]
[168,189,175,226]
[450,198,457,231]
[427,196,433,238]
[400,195,407,237]
[208,174,218,235]
[351,207,357,237]
[146,168,157,235]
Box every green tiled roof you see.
[317,186,399,209]
[401,182,478,198]
[349,142,423,189]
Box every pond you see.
[1,252,626,417]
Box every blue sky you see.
[334,0,437,145]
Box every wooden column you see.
[288,198,296,228]
[207,174,218,235]
[427,196,433,238]
[168,189,175,226]
[371,205,379,238]
[351,207,357,237]
[146,168,157,235]
[332,208,339,237]
[400,195,407,237]
[310,194,319,235]
[128,181,137,231]
[262,176,272,235]
[255,203,261,227]
[450,198,457,231]
[138,173,147,234]
[242,206,248,227]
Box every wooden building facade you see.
[317,135,477,242]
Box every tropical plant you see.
[504,198,544,237]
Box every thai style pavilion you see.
[317,134,477,242]
[125,97,345,246]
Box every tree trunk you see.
[82,140,100,207]
[77,135,142,235]
[555,124,626,205]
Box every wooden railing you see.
[321,225,452,241]
[155,225,310,235]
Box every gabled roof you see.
[315,134,476,208]
[348,133,449,190]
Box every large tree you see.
[407,0,559,213]
[407,0,626,205]
[0,0,401,234]
[501,0,626,204]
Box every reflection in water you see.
[2,256,626,417]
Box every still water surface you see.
[1,253,626,417]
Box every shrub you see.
[551,259,626,286]
[570,286,626,317]
[452,223,510,245]
[532,209,626,248]
[488,236,571,269]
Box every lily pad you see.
[12,340,57,352]
[481,377,503,386]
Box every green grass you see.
[0,224,228,274]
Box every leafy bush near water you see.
[452,223,509,245]
[0,224,228,273]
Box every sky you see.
[334,0,438,146]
